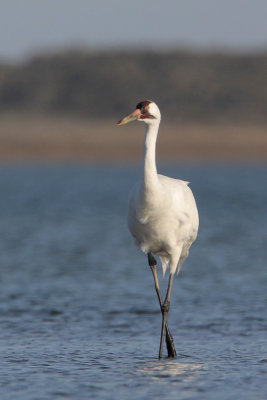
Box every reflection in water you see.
[136,360,205,381]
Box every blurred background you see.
[0,0,266,161]
[0,2,267,399]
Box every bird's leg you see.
[148,253,177,359]
[159,272,175,359]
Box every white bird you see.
[117,100,199,359]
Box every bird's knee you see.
[148,252,157,267]
[161,300,170,314]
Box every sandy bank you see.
[0,113,266,163]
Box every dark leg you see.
[159,272,174,359]
[148,253,177,359]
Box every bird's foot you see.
[166,329,177,358]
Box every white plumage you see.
[128,174,198,276]
[117,100,199,358]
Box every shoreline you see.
[0,113,266,163]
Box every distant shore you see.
[0,113,266,163]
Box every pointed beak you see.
[117,109,141,126]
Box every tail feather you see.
[159,256,170,277]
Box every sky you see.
[1,0,267,61]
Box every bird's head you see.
[117,100,161,126]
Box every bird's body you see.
[117,100,199,358]
[128,174,198,275]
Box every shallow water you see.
[0,164,266,400]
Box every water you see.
[0,164,266,400]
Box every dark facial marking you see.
[136,100,151,113]
[139,112,156,119]
[136,100,155,119]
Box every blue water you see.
[0,164,266,400]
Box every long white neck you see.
[143,122,160,191]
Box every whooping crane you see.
[117,100,199,359]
